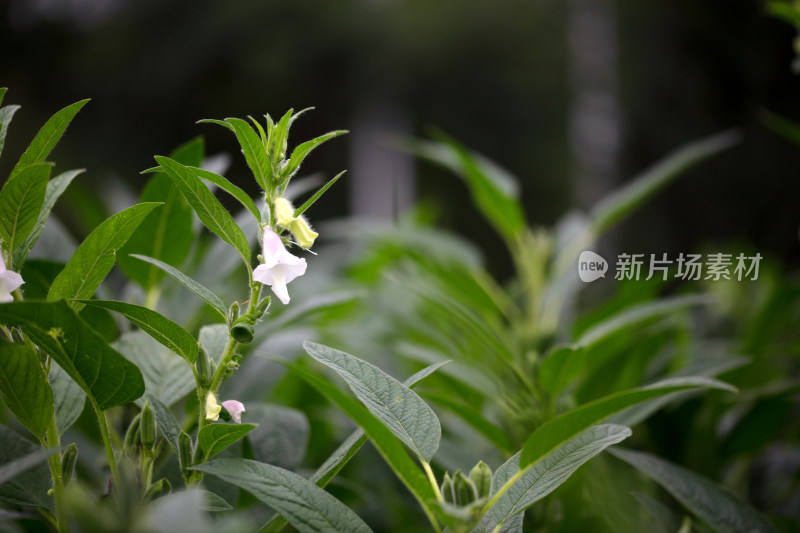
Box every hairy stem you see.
[93,402,120,499]
[44,417,69,533]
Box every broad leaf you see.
[283,131,348,180]
[155,156,251,267]
[0,301,145,411]
[9,99,89,178]
[590,130,739,233]
[0,339,54,438]
[484,425,632,530]
[192,459,373,533]
[538,345,585,396]
[198,423,257,460]
[113,332,195,409]
[246,405,309,470]
[13,169,82,270]
[0,162,51,258]
[130,254,227,320]
[80,299,197,364]
[225,118,272,190]
[519,377,735,469]
[49,362,85,435]
[47,202,162,310]
[303,341,441,462]
[198,324,229,364]
[0,425,53,510]
[0,448,58,486]
[611,448,777,533]
[0,103,21,160]
[184,166,260,223]
[119,138,200,289]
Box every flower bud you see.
[123,413,142,456]
[274,197,296,228]
[227,301,240,327]
[195,344,212,388]
[178,432,193,475]
[453,470,478,506]
[290,217,318,249]
[140,399,157,450]
[441,472,455,505]
[469,460,492,500]
[61,443,78,486]
[143,478,171,501]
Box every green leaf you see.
[282,131,348,181]
[574,295,709,348]
[49,362,85,435]
[760,108,800,147]
[0,162,51,258]
[129,254,227,320]
[423,391,511,452]
[0,425,53,510]
[271,109,294,160]
[198,490,233,512]
[0,448,58,486]
[0,301,145,411]
[13,169,82,270]
[590,130,739,234]
[113,332,195,409]
[538,345,585,396]
[118,140,199,289]
[0,339,54,439]
[485,425,632,530]
[0,88,5,108]
[225,117,272,190]
[10,99,89,178]
[79,300,197,364]
[303,341,441,462]
[246,405,309,470]
[155,156,251,267]
[0,104,21,161]
[276,359,438,523]
[47,202,162,311]
[192,459,373,533]
[145,394,182,452]
[519,377,735,469]
[293,171,346,218]
[768,1,800,26]
[198,423,257,461]
[610,448,778,533]
[184,166,260,223]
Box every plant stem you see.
[421,460,443,503]
[45,417,69,533]
[93,402,120,499]
[144,286,161,310]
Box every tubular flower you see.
[205,391,222,421]
[0,255,23,303]
[221,400,246,423]
[253,226,307,305]
[274,197,318,249]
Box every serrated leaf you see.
[0,104,21,161]
[113,332,195,410]
[484,425,632,530]
[610,448,778,533]
[283,131,347,181]
[590,130,739,234]
[225,118,272,190]
[155,156,251,267]
[0,425,53,510]
[0,162,51,259]
[49,362,85,435]
[276,359,437,523]
[119,140,199,289]
[198,423,257,461]
[0,301,145,411]
[183,166,260,223]
[0,339,54,438]
[47,202,162,311]
[519,377,735,469]
[10,99,89,178]
[13,169,82,270]
[193,459,373,533]
[130,254,227,320]
[303,341,441,462]
[80,300,197,364]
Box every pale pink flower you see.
[253,227,307,305]
[222,400,246,424]
[0,255,23,303]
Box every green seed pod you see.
[230,316,255,344]
[61,443,78,486]
[453,470,478,506]
[123,413,142,456]
[140,399,157,450]
[469,460,492,500]
[178,432,193,473]
[440,472,455,505]
[195,344,212,388]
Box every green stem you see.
[421,460,443,504]
[93,402,120,499]
[144,286,161,310]
[44,417,69,533]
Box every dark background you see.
[1,0,798,280]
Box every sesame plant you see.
[0,85,790,533]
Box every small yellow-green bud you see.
[469,460,492,499]
[290,217,318,249]
[274,197,296,228]
[61,443,78,486]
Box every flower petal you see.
[205,392,222,421]
[221,400,246,424]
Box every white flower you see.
[221,400,246,423]
[0,255,23,303]
[205,391,221,421]
[253,227,307,305]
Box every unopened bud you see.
[453,470,478,506]
[441,472,455,505]
[469,460,492,500]
[61,443,78,486]
[124,413,142,456]
[195,344,212,388]
[178,432,193,474]
[140,399,157,450]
